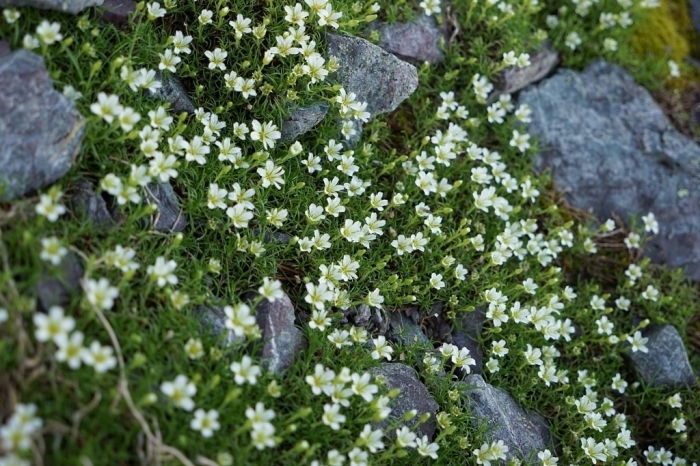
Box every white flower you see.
[90,92,124,124]
[35,20,62,45]
[669,60,680,78]
[81,340,117,373]
[250,120,281,150]
[55,331,84,369]
[395,426,417,448]
[565,31,582,50]
[370,335,393,360]
[230,355,261,385]
[419,0,441,15]
[85,277,120,310]
[641,285,659,301]
[205,47,227,70]
[161,375,197,411]
[171,31,193,54]
[416,435,439,459]
[627,331,649,353]
[146,1,166,19]
[40,236,68,265]
[642,212,659,234]
[147,257,178,288]
[258,277,284,302]
[190,409,220,437]
[317,4,342,28]
[33,306,75,345]
[322,403,346,430]
[257,160,285,189]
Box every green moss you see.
[630,0,691,62]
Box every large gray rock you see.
[627,325,697,388]
[520,60,700,280]
[280,104,329,142]
[69,179,116,228]
[367,14,446,65]
[459,375,554,464]
[0,41,10,58]
[327,33,418,145]
[0,50,86,201]
[369,363,438,439]
[99,0,137,24]
[689,0,700,43]
[0,0,101,13]
[251,291,307,374]
[490,43,559,102]
[36,252,84,311]
[451,306,486,375]
[144,182,187,232]
[148,72,195,114]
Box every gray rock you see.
[627,325,697,387]
[99,0,136,24]
[36,252,84,311]
[344,304,372,327]
[0,41,9,58]
[387,311,429,346]
[0,50,85,201]
[489,43,559,103]
[451,306,486,375]
[280,104,329,142]
[368,14,446,65]
[519,60,700,281]
[147,72,195,114]
[369,363,438,439]
[0,0,102,14]
[327,33,418,145]
[689,0,700,43]
[144,183,187,232]
[459,374,554,464]
[69,179,115,228]
[252,291,307,374]
[196,305,244,347]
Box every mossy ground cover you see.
[0,0,699,464]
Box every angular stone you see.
[251,291,307,374]
[280,104,329,142]
[387,311,429,346]
[35,252,84,311]
[99,0,137,24]
[490,43,559,102]
[144,182,187,232]
[68,179,115,228]
[519,60,700,280]
[0,50,85,201]
[342,303,372,327]
[627,325,697,388]
[451,306,486,375]
[0,0,102,14]
[196,305,243,347]
[327,33,418,145]
[368,14,446,65]
[369,363,438,439]
[459,375,554,464]
[147,72,195,114]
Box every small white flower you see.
[190,409,220,437]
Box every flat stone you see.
[369,363,438,439]
[147,72,195,114]
[280,104,329,142]
[99,0,137,24]
[0,41,10,58]
[0,50,85,201]
[196,305,243,347]
[627,325,697,388]
[0,0,102,14]
[519,60,700,281]
[489,43,559,102]
[451,306,486,375]
[35,252,84,311]
[368,14,446,65]
[459,374,554,464]
[68,179,115,228]
[251,291,307,374]
[144,182,187,232]
[387,311,429,346]
[327,33,418,145]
